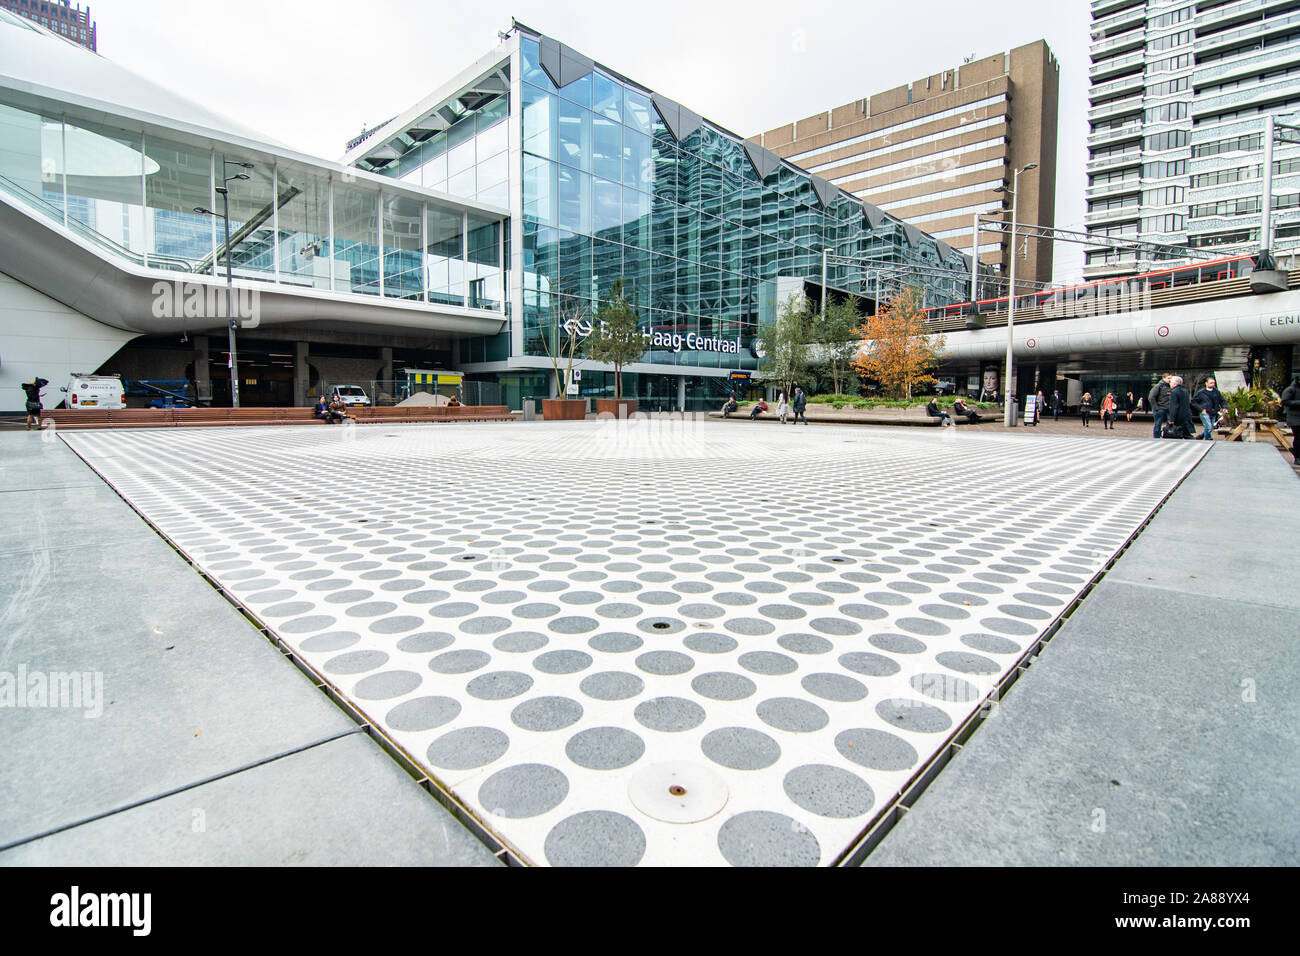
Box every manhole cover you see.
[628,762,729,824]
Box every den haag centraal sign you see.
[563,317,741,354]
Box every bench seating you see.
[41,405,513,430]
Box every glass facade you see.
[514,33,970,373]
[0,91,505,310]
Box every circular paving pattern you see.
[64,422,1208,866]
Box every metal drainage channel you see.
[833,445,1211,867]
[57,435,529,868]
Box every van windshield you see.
[337,387,366,397]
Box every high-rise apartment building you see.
[754,42,1060,291]
[0,0,94,51]
[1086,0,1300,278]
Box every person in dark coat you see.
[1281,373,1300,464]
[22,377,48,431]
[792,387,809,425]
[1050,390,1063,421]
[925,399,952,426]
[1149,373,1172,438]
[1079,391,1093,428]
[1124,391,1136,422]
[952,397,981,423]
[1167,375,1194,438]
[1191,377,1227,441]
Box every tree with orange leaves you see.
[852,286,946,400]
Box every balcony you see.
[1092,0,1145,17]
[1092,4,1148,38]
[1090,49,1145,81]
[1085,204,1142,225]
[1088,93,1145,122]
[1092,27,1148,59]
[1086,177,1142,199]
[1195,0,1299,32]
[1194,9,1300,57]
[1089,71,1146,101]
[1087,149,1143,173]
[1193,36,1300,85]
[1087,123,1145,149]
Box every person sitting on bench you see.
[748,399,768,420]
[328,396,351,424]
[722,395,738,418]
[925,399,952,426]
[315,396,337,424]
[952,398,982,424]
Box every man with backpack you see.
[1149,373,1173,439]
[792,387,809,425]
[22,376,48,431]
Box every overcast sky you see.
[89,0,1091,282]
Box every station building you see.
[1,13,976,413]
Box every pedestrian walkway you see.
[0,433,500,866]
[864,441,1300,866]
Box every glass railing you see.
[0,172,195,272]
[1195,10,1300,54]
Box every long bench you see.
[40,405,513,430]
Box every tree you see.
[815,293,864,396]
[852,287,946,400]
[582,279,643,400]
[755,292,813,396]
[536,292,589,398]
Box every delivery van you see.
[61,374,126,409]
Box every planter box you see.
[541,398,587,421]
[594,398,638,418]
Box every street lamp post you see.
[196,160,253,408]
[993,163,1037,427]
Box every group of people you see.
[722,387,808,424]
[1147,373,1226,440]
[314,395,353,425]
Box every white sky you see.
[88,0,1091,283]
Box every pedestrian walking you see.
[1149,373,1173,438]
[1124,391,1136,422]
[1281,373,1300,464]
[1191,376,1226,441]
[1166,375,1194,438]
[1051,389,1063,421]
[1080,391,1093,428]
[1101,392,1117,429]
[792,387,809,425]
[22,376,48,431]
[776,390,789,424]
[1033,389,1044,427]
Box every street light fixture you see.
[194,160,254,408]
[992,162,1037,427]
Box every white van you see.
[61,374,126,409]
[329,384,371,407]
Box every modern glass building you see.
[346,23,977,410]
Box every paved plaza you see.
[6,419,1217,866]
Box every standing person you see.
[1080,391,1093,428]
[1033,388,1044,427]
[792,387,809,425]
[1051,389,1063,421]
[776,390,789,425]
[1149,373,1173,439]
[1281,373,1300,464]
[1124,391,1136,423]
[1191,376,1226,441]
[1167,375,1194,438]
[22,376,48,431]
[1101,392,1117,430]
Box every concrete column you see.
[193,336,211,403]
[678,376,686,412]
[293,341,309,407]
[380,346,393,392]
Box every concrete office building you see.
[1086,0,1300,278]
[0,0,93,50]
[754,42,1060,292]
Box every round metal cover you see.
[628,762,729,824]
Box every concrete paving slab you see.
[0,431,107,492]
[0,734,502,866]
[863,439,1300,868]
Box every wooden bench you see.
[41,405,513,430]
